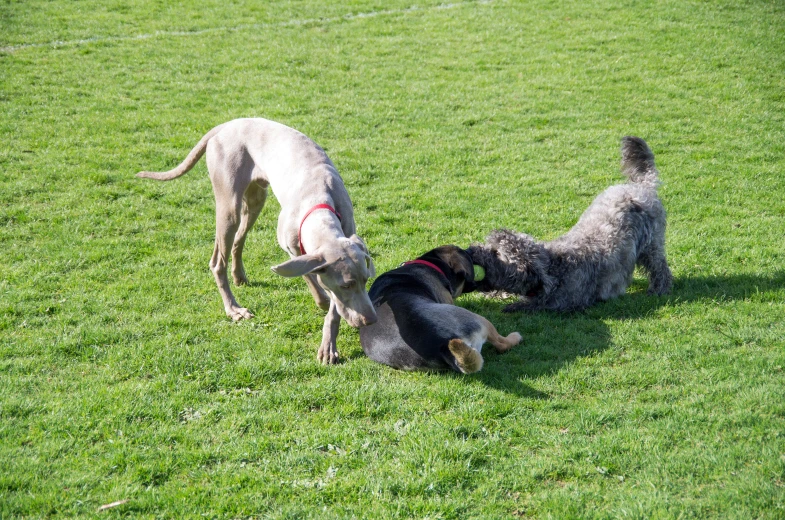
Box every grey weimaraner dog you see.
[137,118,377,364]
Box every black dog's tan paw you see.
[493,331,522,353]
[448,339,483,374]
[506,331,522,347]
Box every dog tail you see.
[621,136,659,187]
[447,339,484,374]
[136,123,227,181]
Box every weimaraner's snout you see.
[358,310,378,327]
[351,312,378,328]
[337,297,378,328]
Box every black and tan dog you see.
[359,245,521,374]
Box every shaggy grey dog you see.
[468,136,672,312]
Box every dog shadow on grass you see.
[457,299,612,400]
[242,280,275,289]
[674,271,785,301]
[460,270,785,398]
[586,271,785,321]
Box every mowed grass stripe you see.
[0,0,495,52]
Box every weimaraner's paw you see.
[233,273,249,286]
[227,306,254,321]
[317,345,341,365]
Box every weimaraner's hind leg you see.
[208,161,254,321]
[231,181,268,286]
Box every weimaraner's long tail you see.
[136,123,227,181]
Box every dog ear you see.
[459,250,476,281]
[348,234,369,253]
[465,245,497,292]
[539,271,556,296]
[438,248,471,278]
[444,247,476,295]
[271,254,329,278]
[365,254,376,278]
[529,252,555,296]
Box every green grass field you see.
[2,0,784,517]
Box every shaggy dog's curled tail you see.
[621,136,659,187]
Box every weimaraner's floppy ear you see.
[366,254,376,279]
[271,254,329,278]
[348,234,368,252]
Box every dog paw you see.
[317,345,341,365]
[647,284,672,296]
[233,273,250,286]
[493,331,522,353]
[502,301,530,313]
[227,306,254,321]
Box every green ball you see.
[473,264,485,281]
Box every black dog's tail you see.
[621,136,659,188]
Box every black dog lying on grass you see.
[359,245,521,374]
[468,137,672,312]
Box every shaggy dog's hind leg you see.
[638,242,672,295]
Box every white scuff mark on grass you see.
[97,499,129,512]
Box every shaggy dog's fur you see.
[468,136,672,312]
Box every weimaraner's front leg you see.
[304,274,331,311]
[318,300,342,364]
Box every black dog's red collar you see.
[402,259,445,278]
[299,204,341,255]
